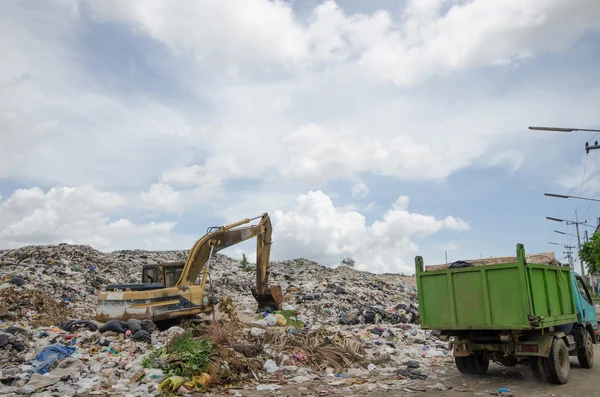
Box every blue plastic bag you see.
[31,343,76,374]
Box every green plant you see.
[238,253,257,272]
[142,331,213,377]
[239,253,249,268]
[580,233,600,275]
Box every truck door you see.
[574,275,598,329]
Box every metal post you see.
[574,220,583,275]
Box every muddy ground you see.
[236,346,600,397]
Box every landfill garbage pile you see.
[208,257,420,328]
[0,244,453,396]
[0,244,188,321]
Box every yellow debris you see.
[275,313,287,326]
[158,375,186,392]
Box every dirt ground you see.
[234,346,600,397]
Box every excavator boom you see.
[176,212,282,310]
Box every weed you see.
[143,331,213,378]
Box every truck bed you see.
[416,244,577,331]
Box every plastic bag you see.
[99,320,127,334]
[264,359,278,374]
[126,319,142,334]
[158,375,186,392]
[275,313,287,326]
[145,368,165,384]
[183,373,211,391]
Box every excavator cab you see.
[142,262,185,287]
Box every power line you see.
[582,172,600,219]
[576,153,589,214]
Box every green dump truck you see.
[416,243,598,384]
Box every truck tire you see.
[544,338,570,384]
[455,353,489,375]
[530,357,549,382]
[577,330,594,369]
[455,356,473,374]
[472,352,490,374]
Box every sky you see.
[2,0,600,275]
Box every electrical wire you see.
[576,152,589,214]
[582,172,600,220]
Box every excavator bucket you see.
[252,285,283,311]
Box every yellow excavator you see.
[95,213,283,323]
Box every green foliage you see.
[240,253,249,268]
[238,253,256,272]
[580,232,600,275]
[340,257,356,268]
[142,331,213,377]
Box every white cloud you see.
[3,0,600,192]
[0,186,175,250]
[351,182,369,198]
[2,0,600,265]
[86,0,600,86]
[272,190,470,274]
[139,183,182,213]
[83,0,600,85]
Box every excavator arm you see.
[176,213,282,310]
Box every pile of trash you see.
[0,244,452,396]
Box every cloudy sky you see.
[2,0,600,275]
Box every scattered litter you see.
[256,384,282,391]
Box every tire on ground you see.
[455,353,489,375]
[455,356,473,374]
[577,330,594,369]
[544,338,570,384]
[530,356,549,382]
[472,352,490,374]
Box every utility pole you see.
[585,140,600,153]
[551,242,576,271]
[547,216,587,276]
[585,230,589,243]
[563,245,576,271]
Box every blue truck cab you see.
[570,272,599,335]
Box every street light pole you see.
[529,126,600,153]
[529,126,600,133]
[544,193,600,203]
[554,230,579,238]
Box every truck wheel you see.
[544,338,570,384]
[455,353,489,375]
[530,357,549,382]
[577,330,594,369]
[472,352,490,374]
[455,356,474,374]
